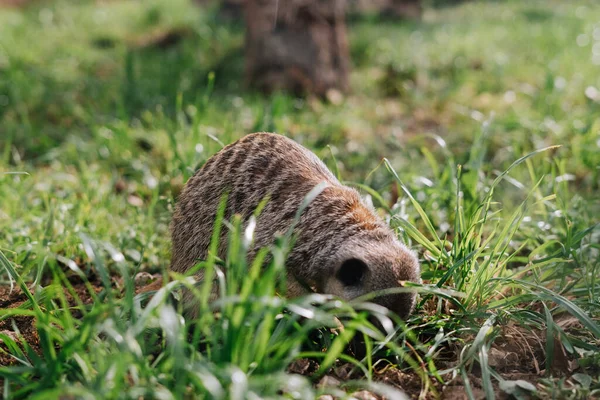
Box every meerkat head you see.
[323,235,421,319]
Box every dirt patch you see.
[0,284,39,367]
[0,272,162,368]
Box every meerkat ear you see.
[337,258,368,287]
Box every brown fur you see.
[170,133,420,318]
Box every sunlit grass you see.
[1,0,599,398]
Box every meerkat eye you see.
[337,258,368,287]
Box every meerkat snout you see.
[323,237,420,319]
[336,258,368,288]
[171,132,421,319]
[327,258,370,300]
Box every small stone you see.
[288,358,314,375]
[317,375,341,389]
[351,390,378,400]
[134,272,155,286]
[114,179,127,194]
[326,89,344,105]
[334,363,354,380]
[127,195,144,207]
[0,330,19,344]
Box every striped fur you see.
[171,133,420,318]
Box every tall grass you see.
[2,128,599,399]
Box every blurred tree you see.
[194,0,245,20]
[196,0,423,21]
[349,0,422,19]
[388,0,422,19]
[244,0,350,96]
[220,0,245,19]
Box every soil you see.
[0,272,161,368]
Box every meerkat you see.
[170,133,421,318]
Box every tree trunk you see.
[194,0,245,20]
[220,0,245,19]
[244,0,350,96]
[350,0,422,19]
[387,0,422,19]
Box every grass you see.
[1,0,599,398]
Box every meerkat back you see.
[170,132,420,318]
[170,132,336,274]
